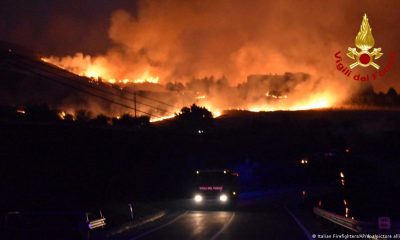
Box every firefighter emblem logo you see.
[347,14,383,69]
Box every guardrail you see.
[314,206,362,232]
[2,210,106,239]
[87,211,106,230]
[314,207,398,234]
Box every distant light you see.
[194,194,203,203]
[345,148,350,153]
[232,192,236,195]
[16,109,26,115]
[340,171,345,178]
[197,129,204,134]
[300,159,308,165]
[223,170,227,174]
[302,190,306,197]
[199,186,223,191]
[219,194,228,202]
[196,170,199,174]
[8,49,12,53]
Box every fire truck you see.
[192,169,239,204]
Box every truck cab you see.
[192,169,239,205]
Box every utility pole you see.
[133,85,137,118]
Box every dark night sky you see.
[0,0,138,55]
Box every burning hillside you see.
[36,0,365,119]
[3,1,399,121]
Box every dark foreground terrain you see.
[1,110,400,239]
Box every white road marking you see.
[285,206,314,240]
[129,211,188,240]
[209,212,236,240]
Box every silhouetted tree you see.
[166,82,185,92]
[387,87,398,97]
[175,104,213,132]
[25,104,59,122]
[90,114,110,126]
[76,110,92,122]
[112,114,150,128]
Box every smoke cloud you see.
[41,0,400,116]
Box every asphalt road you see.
[116,190,312,240]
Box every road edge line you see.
[285,206,314,240]
[209,212,235,240]
[129,211,188,240]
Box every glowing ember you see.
[266,91,288,99]
[196,95,206,100]
[58,111,66,120]
[40,57,49,63]
[150,114,175,123]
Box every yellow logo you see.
[347,14,383,69]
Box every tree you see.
[76,110,92,122]
[25,104,59,122]
[387,87,398,97]
[90,114,110,126]
[112,114,150,128]
[175,104,213,132]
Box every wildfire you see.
[266,91,288,99]
[290,94,332,111]
[84,65,106,79]
[41,57,159,85]
[150,114,175,122]
[196,95,206,100]
[58,111,66,120]
[40,57,49,63]
[247,93,333,112]
[33,3,357,123]
[213,111,222,118]
[40,55,337,122]
[133,71,159,84]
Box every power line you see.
[131,91,176,108]
[38,58,177,109]
[7,61,160,118]
[11,57,175,114]
[38,60,174,114]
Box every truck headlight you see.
[194,194,203,203]
[219,194,228,202]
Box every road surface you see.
[112,190,313,240]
